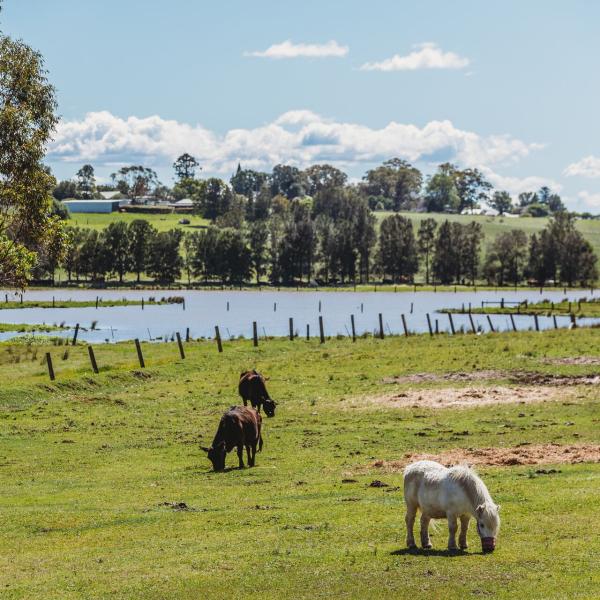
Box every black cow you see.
[201,406,263,471]
[238,370,276,417]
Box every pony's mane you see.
[448,464,491,508]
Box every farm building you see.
[62,199,121,213]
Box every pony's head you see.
[475,502,500,552]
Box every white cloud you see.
[360,42,470,72]
[49,110,541,177]
[564,155,600,178]
[244,40,348,59]
[578,190,600,208]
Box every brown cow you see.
[238,370,276,417]
[201,406,263,471]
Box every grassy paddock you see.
[0,298,182,310]
[69,212,210,233]
[445,298,600,317]
[0,330,599,599]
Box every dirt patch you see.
[351,385,570,410]
[371,444,600,470]
[542,356,600,366]
[382,370,600,386]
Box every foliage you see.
[110,165,159,204]
[145,229,183,283]
[173,153,199,181]
[377,214,418,282]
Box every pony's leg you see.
[447,514,459,551]
[405,504,417,548]
[459,515,470,549]
[237,445,244,468]
[420,514,432,549]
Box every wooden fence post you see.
[448,313,455,335]
[95,296,99,309]
[319,316,325,344]
[570,314,577,328]
[486,315,495,333]
[45,352,55,381]
[350,314,356,342]
[134,338,145,368]
[176,332,185,359]
[306,324,310,341]
[426,313,433,336]
[289,317,294,341]
[401,314,409,337]
[468,313,476,334]
[186,327,190,342]
[533,314,540,331]
[141,297,144,310]
[378,313,384,339]
[253,321,258,347]
[72,323,79,346]
[318,300,322,313]
[88,345,99,374]
[215,326,223,352]
[510,314,517,332]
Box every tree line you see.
[36,206,597,287]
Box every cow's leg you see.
[405,503,417,548]
[447,514,459,551]
[246,444,252,466]
[237,444,244,468]
[459,515,470,550]
[250,443,256,467]
[420,514,432,549]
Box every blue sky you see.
[4,0,600,210]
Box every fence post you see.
[378,313,384,339]
[215,326,223,352]
[186,327,190,342]
[350,314,356,342]
[468,313,476,334]
[72,323,79,346]
[486,315,495,333]
[141,297,144,310]
[435,319,439,335]
[553,315,558,329]
[289,317,294,341]
[176,332,185,359]
[274,302,277,312]
[319,300,322,313]
[510,314,517,332]
[45,352,55,381]
[534,314,540,331]
[134,338,145,368]
[448,313,455,335]
[570,313,577,328]
[319,316,325,344]
[401,314,409,337]
[306,324,310,341]
[88,345,99,374]
[253,321,258,347]
[95,296,99,309]
[426,313,433,336]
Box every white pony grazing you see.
[403,460,500,553]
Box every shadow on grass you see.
[390,547,478,557]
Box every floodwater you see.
[0,288,597,343]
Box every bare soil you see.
[351,385,571,410]
[542,356,600,365]
[371,443,600,470]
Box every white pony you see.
[403,460,500,552]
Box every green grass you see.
[69,212,210,233]
[0,297,182,310]
[0,323,66,333]
[1,330,599,598]
[445,298,600,317]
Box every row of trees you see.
[53,154,573,220]
[36,208,597,287]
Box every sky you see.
[3,0,600,210]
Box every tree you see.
[193,178,233,221]
[51,198,70,220]
[459,222,484,284]
[518,191,538,207]
[61,226,85,282]
[377,214,418,282]
[53,180,77,200]
[76,164,96,199]
[432,221,456,283]
[490,191,512,215]
[102,221,130,282]
[423,166,460,213]
[128,219,156,282]
[417,218,437,284]
[483,230,528,286]
[362,159,422,211]
[230,165,269,199]
[0,18,66,288]
[454,167,492,213]
[172,177,204,200]
[270,164,307,199]
[111,165,158,204]
[78,230,108,281]
[248,222,269,284]
[173,153,200,181]
[146,229,182,284]
[303,164,347,196]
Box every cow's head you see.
[201,442,226,471]
[263,398,277,418]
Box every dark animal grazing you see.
[201,406,263,471]
[238,370,276,417]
